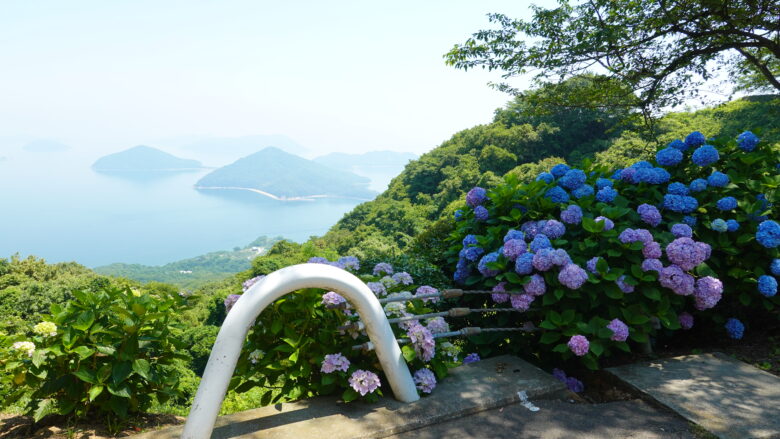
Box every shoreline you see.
[193,185,374,202]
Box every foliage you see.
[446,130,779,369]
[1,285,194,421]
[445,0,780,112]
[94,236,283,289]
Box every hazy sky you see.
[0,1,560,157]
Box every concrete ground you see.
[388,399,700,439]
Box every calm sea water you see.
[0,150,387,267]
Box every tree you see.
[445,0,780,113]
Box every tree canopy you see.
[445,0,779,112]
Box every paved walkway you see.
[388,399,699,439]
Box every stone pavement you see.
[387,399,698,439]
[607,352,780,439]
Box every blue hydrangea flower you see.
[685,131,706,149]
[711,219,728,232]
[611,169,623,180]
[550,164,570,178]
[477,252,501,277]
[716,196,737,211]
[682,215,697,227]
[663,194,699,213]
[596,178,613,189]
[689,178,708,192]
[726,219,740,232]
[757,193,772,210]
[560,205,583,224]
[454,210,463,221]
[504,229,524,242]
[558,169,587,190]
[648,168,671,184]
[656,147,683,166]
[454,258,471,284]
[757,220,780,248]
[707,171,729,187]
[667,182,690,195]
[514,252,534,275]
[671,223,693,238]
[466,187,488,207]
[771,259,780,276]
[530,234,552,252]
[462,234,478,247]
[536,172,555,183]
[668,139,687,151]
[632,161,654,169]
[758,275,777,297]
[463,246,485,262]
[474,205,489,221]
[541,220,566,239]
[572,184,594,199]
[596,186,617,203]
[638,204,662,227]
[545,186,570,203]
[692,145,719,166]
[737,131,759,152]
[725,318,744,340]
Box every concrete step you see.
[140,355,567,439]
[606,352,780,439]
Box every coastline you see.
[193,185,374,202]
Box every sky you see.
[0,0,560,159]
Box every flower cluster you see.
[12,341,35,357]
[33,321,57,338]
[248,349,265,364]
[567,335,589,356]
[407,322,435,362]
[413,368,437,394]
[348,370,381,396]
[552,368,584,393]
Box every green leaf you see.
[539,320,557,330]
[33,399,56,422]
[270,319,283,335]
[342,388,359,402]
[32,350,46,368]
[642,287,661,301]
[590,340,604,357]
[552,343,568,353]
[107,383,132,398]
[539,331,561,344]
[96,345,116,356]
[581,354,599,370]
[89,385,104,402]
[73,369,97,384]
[132,359,151,380]
[260,390,274,406]
[72,310,95,332]
[109,396,128,417]
[73,346,95,360]
[321,374,335,386]
[402,345,416,362]
[112,361,133,385]
[289,350,299,363]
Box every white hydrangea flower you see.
[12,341,36,357]
[248,349,265,364]
[33,321,58,338]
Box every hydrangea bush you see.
[447,130,779,369]
[228,258,461,404]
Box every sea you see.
[0,149,396,267]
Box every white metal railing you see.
[181,263,419,439]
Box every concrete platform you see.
[140,355,567,439]
[606,352,780,439]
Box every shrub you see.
[446,130,779,369]
[1,285,193,421]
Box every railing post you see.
[181,263,419,439]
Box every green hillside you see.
[195,147,376,199]
[313,151,417,169]
[92,145,202,171]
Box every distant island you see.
[92,145,202,171]
[313,150,417,170]
[195,147,377,201]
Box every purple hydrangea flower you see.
[511,293,535,311]
[533,248,555,272]
[725,318,744,340]
[224,294,241,313]
[659,265,695,296]
[606,319,629,341]
[656,147,683,166]
[426,317,450,334]
[368,282,387,297]
[634,229,654,245]
[641,258,663,272]
[338,256,360,271]
[478,252,501,277]
[666,238,708,271]
[242,275,266,292]
[586,257,600,274]
[463,353,481,364]
[596,186,617,203]
[551,249,571,266]
[559,264,588,290]
[530,234,553,252]
[568,335,589,356]
[524,274,546,296]
[552,368,567,381]
[638,204,662,227]
[693,276,723,310]
[561,205,583,224]
[521,221,540,239]
[308,256,330,264]
[619,228,638,244]
[708,171,729,187]
[504,229,525,242]
[542,220,566,239]
[491,282,509,303]
[566,376,585,393]
[616,275,635,293]
[678,312,694,330]
[474,205,489,221]
[757,220,780,248]
[413,368,437,394]
[643,241,662,259]
[322,291,346,307]
[503,239,526,261]
[758,275,777,297]
[466,187,488,207]
[349,369,381,396]
[416,285,439,303]
[373,262,394,276]
[671,223,693,238]
[594,216,614,230]
[392,271,414,285]
[321,353,350,373]
[407,322,435,362]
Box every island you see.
[92,145,202,171]
[195,147,377,201]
